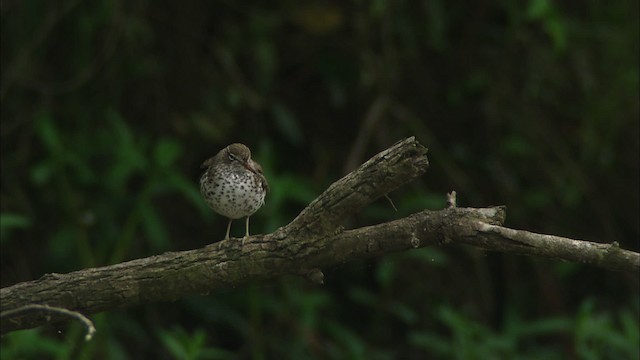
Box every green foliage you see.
[0,328,68,359]
[1,0,637,358]
[526,0,567,51]
[407,302,639,359]
[157,327,235,360]
[574,300,640,360]
[0,213,31,242]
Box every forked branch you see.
[1,137,638,335]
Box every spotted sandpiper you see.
[200,143,269,241]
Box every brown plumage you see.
[200,143,268,241]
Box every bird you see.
[199,143,269,242]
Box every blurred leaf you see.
[157,327,224,360]
[544,16,567,52]
[46,227,77,271]
[526,0,567,51]
[139,201,169,251]
[573,300,640,360]
[620,309,640,358]
[513,316,572,337]
[349,287,377,308]
[281,283,331,328]
[158,328,189,359]
[106,109,147,189]
[375,258,396,288]
[0,328,67,359]
[389,302,418,324]
[438,306,485,336]
[166,172,211,218]
[408,331,451,356]
[154,138,182,168]
[0,213,32,241]
[65,153,95,185]
[502,135,534,158]
[523,187,553,210]
[183,296,250,337]
[268,173,317,206]
[30,161,54,186]
[106,338,129,360]
[323,321,366,357]
[527,0,551,19]
[34,112,62,153]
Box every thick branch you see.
[284,136,429,238]
[0,137,430,334]
[0,207,505,335]
[1,137,638,335]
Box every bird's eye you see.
[227,148,236,161]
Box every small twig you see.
[1,304,96,341]
[447,191,457,208]
[384,194,398,212]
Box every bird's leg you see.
[225,218,232,240]
[242,216,251,246]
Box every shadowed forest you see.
[1,1,639,359]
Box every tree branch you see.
[467,223,639,272]
[1,137,638,335]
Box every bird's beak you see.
[243,160,258,174]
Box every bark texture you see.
[1,137,638,335]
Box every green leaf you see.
[527,0,551,19]
[389,302,418,324]
[0,213,32,231]
[166,172,211,218]
[0,328,67,358]
[409,331,451,355]
[158,329,188,359]
[544,16,567,52]
[34,112,61,153]
[515,317,572,337]
[139,202,169,251]
[106,109,147,189]
[30,161,54,186]
[375,258,396,288]
[348,287,377,307]
[0,213,31,243]
[323,321,366,357]
[154,138,182,168]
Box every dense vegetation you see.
[1,1,638,358]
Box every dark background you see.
[1,1,638,359]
